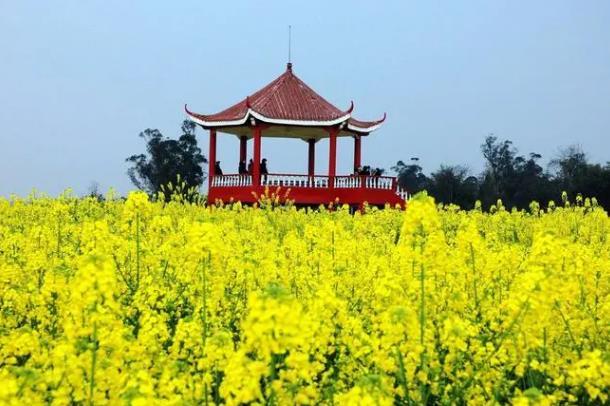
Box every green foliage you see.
[394,136,610,211]
[126,120,207,199]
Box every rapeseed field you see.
[0,191,608,404]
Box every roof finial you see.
[287,25,292,71]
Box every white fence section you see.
[334,176,394,189]
[333,176,361,188]
[211,175,252,187]
[366,176,393,190]
[395,186,409,201]
[264,174,329,188]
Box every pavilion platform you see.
[208,173,408,207]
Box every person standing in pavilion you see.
[247,159,253,175]
[260,158,269,184]
[238,160,247,175]
[215,161,223,176]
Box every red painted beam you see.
[328,127,339,185]
[208,129,217,192]
[354,135,361,172]
[252,127,262,187]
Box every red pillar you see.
[240,136,247,163]
[208,129,217,191]
[328,127,338,186]
[253,127,261,187]
[308,139,315,176]
[354,135,361,172]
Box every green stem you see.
[89,322,98,406]
[419,262,425,350]
[56,217,61,258]
[395,347,411,405]
[555,300,581,357]
[542,327,547,363]
[419,261,427,403]
[202,254,210,347]
[136,213,141,291]
[470,243,478,312]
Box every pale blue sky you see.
[1,1,609,196]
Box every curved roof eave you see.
[346,112,387,134]
[186,106,353,129]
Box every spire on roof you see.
[288,25,292,64]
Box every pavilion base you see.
[207,186,406,209]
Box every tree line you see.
[393,135,610,210]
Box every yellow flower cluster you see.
[0,191,609,404]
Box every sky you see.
[1,1,609,196]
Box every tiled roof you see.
[186,63,384,133]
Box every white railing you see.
[211,175,252,187]
[211,173,409,200]
[396,186,409,201]
[333,176,361,188]
[334,176,395,190]
[264,174,329,188]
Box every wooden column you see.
[208,129,217,190]
[308,138,315,176]
[328,127,338,186]
[353,135,361,172]
[252,127,262,187]
[240,136,247,163]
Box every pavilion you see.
[185,63,408,207]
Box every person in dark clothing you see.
[260,158,269,184]
[215,161,223,176]
[247,159,254,175]
[260,158,269,175]
[238,160,247,175]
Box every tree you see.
[126,120,207,197]
[479,135,518,207]
[550,146,610,208]
[509,152,555,209]
[428,165,479,209]
[86,181,104,202]
[392,158,429,193]
[478,136,555,210]
[549,146,588,192]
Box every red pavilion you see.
[185,63,408,208]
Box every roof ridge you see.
[255,70,291,114]
[289,73,345,118]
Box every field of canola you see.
[0,191,609,405]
